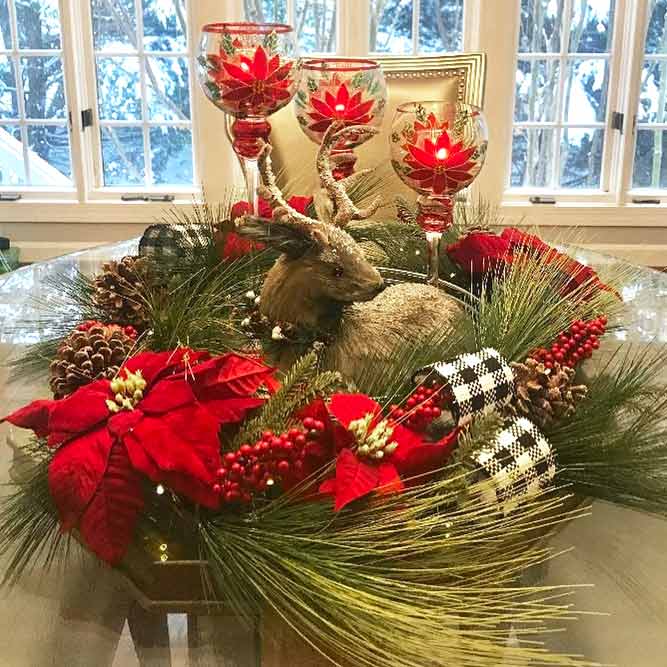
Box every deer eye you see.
[332,264,344,278]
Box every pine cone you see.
[92,256,150,330]
[49,323,136,399]
[507,357,587,428]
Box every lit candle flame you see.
[436,147,448,161]
[241,62,250,72]
[334,103,345,112]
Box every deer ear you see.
[237,218,324,258]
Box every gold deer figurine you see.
[240,122,462,382]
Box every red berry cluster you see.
[531,316,607,369]
[77,320,138,340]
[213,416,327,505]
[389,383,445,430]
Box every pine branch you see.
[232,351,341,448]
[0,445,67,585]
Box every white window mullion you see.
[135,0,152,187]
[7,0,32,185]
[411,0,420,55]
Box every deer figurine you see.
[240,122,462,382]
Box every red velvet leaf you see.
[138,377,196,415]
[376,463,404,495]
[48,428,114,531]
[333,448,379,511]
[2,399,53,438]
[48,380,111,445]
[78,440,144,565]
[328,393,381,429]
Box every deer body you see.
[245,123,462,383]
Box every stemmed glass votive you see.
[294,58,386,179]
[390,101,488,285]
[197,22,298,213]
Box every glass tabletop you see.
[0,240,666,666]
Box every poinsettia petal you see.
[48,380,111,445]
[407,143,438,168]
[346,99,374,121]
[251,45,267,79]
[328,393,382,429]
[122,349,200,386]
[267,54,280,75]
[2,399,53,438]
[324,90,337,110]
[139,377,196,415]
[319,477,336,495]
[436,130,452,151]
[333,448,379,511]
[309,119,333,133]
[48,427,113,531]
[432,173,447,194]
[194,353,275,398]
[310,96,334,118]
[336,83,349,106]
[200,396,265,423]
[446,146,476,168]
[77,440,144,565]
[130,408,219,484]
[393,429,459,480]
[107,409,143,439]
[222,61,254,83]
[376,463,404,495]
[222,87,254,102]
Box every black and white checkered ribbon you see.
[474,416,556,514]
[414,348,515,424]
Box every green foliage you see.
[233,351,341,448]
[549,345,667,515]
[0,441,68,586]
[466,249,627,362]
[200,474,591,667]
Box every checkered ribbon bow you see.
[474,416,556,514]
[414,348,515,425]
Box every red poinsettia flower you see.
[2,349,276,564]
[447,230,514,275]
[307,83,375,134]
[319,394,457,511]
[500,227,620,299]
[402,112,478,195]
[213,45,293,114]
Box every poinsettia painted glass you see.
[390,101,488,284]
[197,22,298,214]
[294,58,386,178]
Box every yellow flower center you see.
[348,412,398,461]
[106,369,147,413]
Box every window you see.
[242,0,465,56]
[369,0,464,55]
[243,0,338,53]
[509,0,616,192]
[0,0,72,188]
[632,0,667,190]
[88,0,195,189]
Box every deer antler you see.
[316,122,382,228]
[256,142,326,241]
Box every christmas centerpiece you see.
[3,31,667,667]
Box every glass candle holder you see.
[198,22,298,213]
[294,58,386,179]
[390,101,488,284]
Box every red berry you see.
[288,428,301,440]
[302,417,316,430]
[216,467,225,478]
[295,434,306,446]
[240,444,253,456]
[554,352,564,362]
[571,352,580,363]
[277,460,290,474]
[224,452,236,465]
[406,398,416,408]
[592,339,600,349]
[231,462,242,475]
[545,361,553,369]
[262,430,273,440]
[545,353,554,363]
[432,406,441,418]
[213,483,221,494]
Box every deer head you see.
[239,122,384,328]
